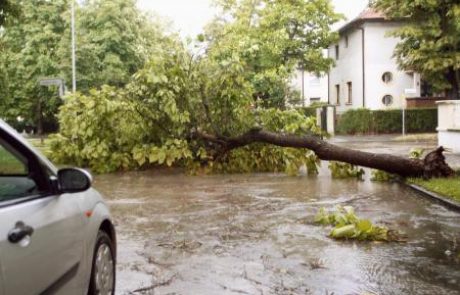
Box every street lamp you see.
[71,0,76,93]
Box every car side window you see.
[0,139,39,202]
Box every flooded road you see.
[95,137,460,295]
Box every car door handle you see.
[8,221,34,244]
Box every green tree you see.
[57,0,167,93]
[204,0,342,107]
[372,0,460,99]
[0,0,166,131]
[0,0,69,133]
[0,0,20,27]
[50,0,453,178]
[51,33,323,174]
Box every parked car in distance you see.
[0,119,116,295]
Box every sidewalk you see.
[328,134,460,169]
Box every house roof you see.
[338,7,387,34]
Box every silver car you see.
[0,120,116,295]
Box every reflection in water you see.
[95,169,460,295]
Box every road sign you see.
[39,78,64,86]
[38,78,66,98]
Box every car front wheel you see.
[88,231,115,295]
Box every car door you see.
[0,131,85,295]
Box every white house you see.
[290,70,328,106]
[327,8,423,114]
[437,100,460,153]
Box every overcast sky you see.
[137,0,369,38]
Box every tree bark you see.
[194,128,454,179]
[445,68,460,100]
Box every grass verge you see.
[409,176,460,203]
[393,133,437,142]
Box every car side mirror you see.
[57,168,92,193]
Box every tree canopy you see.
[3,0,452,177]
[203,0,342,108]
[0,0,167,132]
[0,0,69,133]
[372,0,460,99]
[59,0,168,92]
[0,0,20,27]
[49,0,341,174]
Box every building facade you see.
[290,70,328,106]
[328,9,422,114]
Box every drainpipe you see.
[358,27,366,108]
[327,49,330,105]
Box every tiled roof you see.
[338,7,387,33]
[357,8,385,20]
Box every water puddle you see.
[95,169,460,295]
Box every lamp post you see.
[71,0,76,93]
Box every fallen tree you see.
[194,128,454,179]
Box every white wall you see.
[363,22,420,110]
[328,28,364,113]
[437,100,460,153]
[329,21,421,114]
[291,70,328,106]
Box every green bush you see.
[298,106,318,118]
[297,102,328,118]
[337,108,437,134]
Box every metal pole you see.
[402,107,406,137]
[71,0,77,93]
[301,68,305,107]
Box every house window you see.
[382,72,393,83]
[335,84,340,105]
[335,45,339,60]
[347,82,352,104]
[345,35,349,48]
[382,95,393,106]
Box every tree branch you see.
[193,128,454,178]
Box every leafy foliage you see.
[49,86,193,174]
[371,169,396,182]
[50,40,324,174]
[204,0,342,108]
[372,0,460,98]
[0,0,167,131]
[49,0,341,174]
[314,206,400,241]
[328,162,365,180]
[59,0,167,93]
[409,148,425,159]
[0,0,20,27]
[200,109,322,175]
[0,0,69,133]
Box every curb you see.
[407,183,460,212]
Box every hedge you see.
[337,108,438,134]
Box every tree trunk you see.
[445,68,460,100]
[194,128,454,179]
[36,97,43,136]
